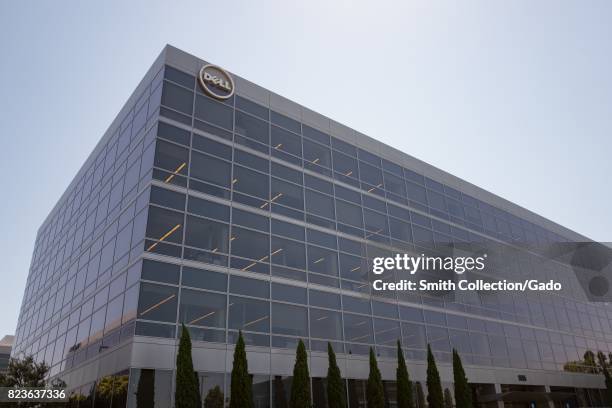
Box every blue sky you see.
[0,1,610,337]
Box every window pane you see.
[194,94,233,130]
[271,236,305,270]
[179,289,226,328]
[305,190,334,219]
[310,308,343,340]
[191,152,231,188]
[154,140,189,174]
[344,313,373,344]
[137,283,178,323]
[231,227,269,261]
[271,126,302,157]
[272,283,307,304]
[185,215,229,253]
[228,296,270,333]
[235,111,269,145]
[336,200,363,228]
[233,166,269,199]
[141,260,180,284]
[162,82,193,115]
[307,245,338,276]
[303,139,331,168]
[146,206,183,244]
[272,303,307,337]
[230,276,269,298]
[181,267,227,292]
[271,178,304,210]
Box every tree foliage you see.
[290,339,311,408]
[204,385,224,408]
[426,345,444,408]
[327,343,346,408]
[0,355,48,387]
[415,382,426,408]
[452,349,472,408]
[175,324,200,408]
[444,388,453,408]
[230,331,253,408]
[366,348,384,408]
[396,341,414,408]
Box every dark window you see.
[307,246,338,276]
[271,237,306,270]
[358,149,381,167]
[272,283,306,304]
[332,151,358,178]
[359,162,383,186]
[271,178,304,210]
[179,289,226,328]
[157,122,190,146]
[154,140,189,174]
[236,96,269,120]
[305,190,334,219]
[161,82,193,115]
[309,290,340,309]
[331,137,357,156]
[336,200,363,228]
[185,215,229,253]
[271,126,302,157]
[192,134,231,160]
[230,276,269,298]
[363,209,389,235]
[228,296,270,333]
[344,313,373,344]
[271,111,301,134]
[310,308,343,340]
[146,206,183,244]
[181,267,227,292]
[271,162,302,184]
[164,66,195,88]
[272,303,307,336]
[190,151,231,188]
[233,166,269,199]
[235,150,269,173]
[187,197,230,222]
[272,219,305,241]
[150,186,185,211]
[342,296,370,314]
[141,260,180,284]
[303,126,330,145]
[232,208,269,232]
[230,227,269,261]
[137,283,178,323]
[194,94,233,130]
[235,111,269,145]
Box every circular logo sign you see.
[198,64,235,100]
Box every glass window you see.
[271,178,304,210]
[185,215,228,253]
[235,150,269,173]
[271,236,306,270]
[384,173,406,197]
[228,296,270,333]
[232,208,269,232]
[230,227,269,261]
[236,96,269,120]
[150,186,185,211]
[310,308,343,340]
[309,290,340,309]
[233,165,269,199]
[363,209,389,235]
[271,111,301,134]
[161,82,193,115]
[141,260,180,284]
[137,283,178,323]
[182,267,227,292]
[342,296,371,315]
[303,139,331,168]
[406,182,427,205]
[305,190,334,219]
[272,283,306,304]
[344,313,373,344]
[146,206,183,244]
[272,219,304,241]
[235,111,269,145]
[372,301,398,319]
[190,151,231,188]
[179,289,226,328]
[272,126,302,157]
[307,246,338,276]
[374,318,401,347]
[359,162,383,186]
[332,151,358,178]
[157,122,190,146]
[230,276,269,298]
[154,140,189,174]
[339,253,367,282]
[165,65,195,88]
[336,200,363,228]
[303,125,330,145]
[390,220,412,243]
[192,134,232,160]
[401,322,426,348]
[188,197,230,222]
[272,303,307,337]
[427,326,450,352]
[194,94,233,130]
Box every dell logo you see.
[198,64,235,100]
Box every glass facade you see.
[11,51,611,407]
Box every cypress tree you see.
[290,339,311,408]
[274,376,288,408]
[597,351,612,405]
[366,348,385,408]
[444,388,453,408]
[426,345,444,408]
[230,331,253,408]
[396,341,414,408]
[175,324,200,408]
[415,382,425,408]
[452,349,472,408]
[327,343,346,408]
[204,385,224,408]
